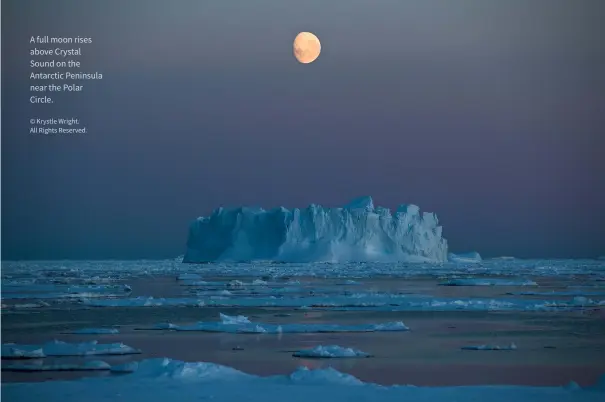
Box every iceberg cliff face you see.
[183,196,448,263]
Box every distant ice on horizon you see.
[448,252,482,263]
[183,196,448,264]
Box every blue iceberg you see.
[183,196,448,263]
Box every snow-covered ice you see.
[1,283,132,301]
[1,301,50,309]
[176,273,202,281]
[0,346,45,359]
[183,196,448,263]
[507,291,605,297]
[462,342,518,351]
[219,312,251,324]
[81,293,605,311]
[110,361,139,373]
[448,252,482,263]
[293,345,373,358]
[2,258,605,283]
[142,313,409,334]
[3,360,111,372]
[65,328,120,335]
[439,278,538,286]
[83,296,207,307]
[2,258,605,401]
[2,358,603,402]
[1,340,140,358]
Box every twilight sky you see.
[2,0,604,260]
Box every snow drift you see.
[183,196,448,263]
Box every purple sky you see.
[2,0,604,259]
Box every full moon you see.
[293,32,321,64]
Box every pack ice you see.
[183,196,448,263]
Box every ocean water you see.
[2,259,605,401]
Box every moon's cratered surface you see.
[293,32,321,64]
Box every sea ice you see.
[2,357,603,402]
[285,366,365,386]
[83,296,207,307]
[507,291,605,297]
[448,252,482,263]
[146,313,409,334]
[439,278,538,286]
[1,340,140,358]
[462,342,517,351]
[83,293,604,312]
[177,273,202,281]
[1,302,50,309]
[65,328,120,335]
[3,360,111,372]
[3,258,605,282]
[293,345,373,358]
[179,280,210,286]
[129,358,254,381]
[219,313,251,324]
[110,361,139,373]
[140,323,179,330]
[0,346,45,359]
[227,280,246,289]
[183,196,448,263]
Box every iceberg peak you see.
[184,197,448,263]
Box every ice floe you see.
[293,345,372,358]
[84,296,207,307]
[219,313,251,324]
[448,252,482,263]
[110,361,139,373]
[439,278,538,286]
[81,293,604,312]
[142,313,409,334]
[3,360,111,372]
[339,280,361,285]
[3,259,605,284]
[1,340,140,358]
[1,283,132,301]
[176,273,202,281]
[462,342,517,351]
[507,291,605,297]
[285,366,364,386]
[1,302,50,309]
[65,328,120,335]
[2,358,603,402]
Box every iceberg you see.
[184,196,448,263]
